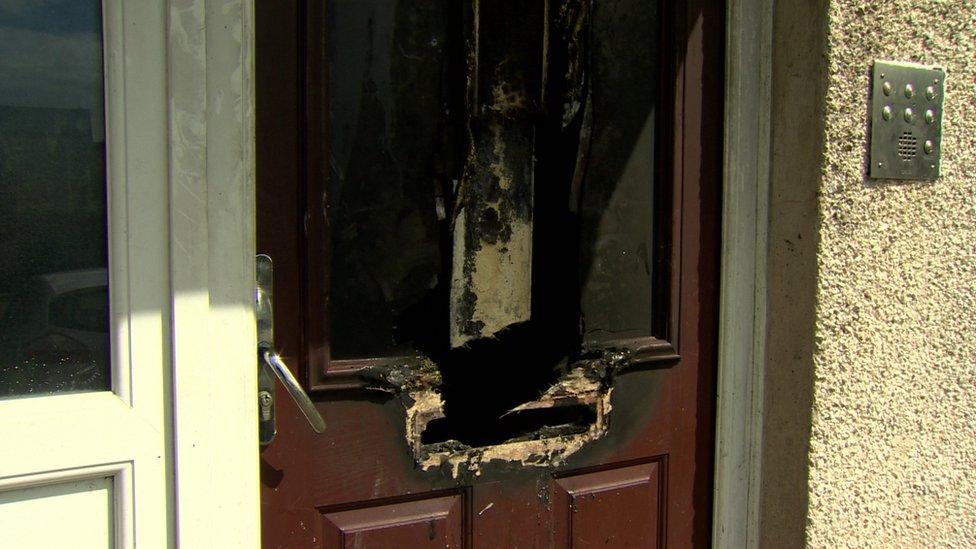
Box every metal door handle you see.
[260,348,326,434]
[255,254,325,444]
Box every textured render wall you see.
[806,1,976,546]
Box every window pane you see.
[579,0,658,342]
[0,1,110,398]
[327,0,460,360]
[322,0,660,360]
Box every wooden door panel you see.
[257,0,724,545]
[553,460,663,549]
[322,492,465,549]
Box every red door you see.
[257,0,723,546]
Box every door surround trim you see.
[166,0,260,546]
[712,0,773,546]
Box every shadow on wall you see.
[761,0,830,545]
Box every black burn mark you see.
[450,0,544,343]
[474,2,546,116]
[358,0,649,456]
[454,285,485,338]
[414,0,599,448]
[453,121,533,252]
[479,206,503,244]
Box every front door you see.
[257,0,723,546]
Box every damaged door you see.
[257,0,723,546]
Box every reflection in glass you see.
[0,1,110,397]
[579,0,658,342]
[327,0,461,360]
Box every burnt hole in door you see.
[321,0,660,451]
[421,404,597,447]
[407,0,595,447]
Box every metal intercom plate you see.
[870,60,945,180]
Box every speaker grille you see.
[898,131,917,161]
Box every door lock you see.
[256,254,326,445]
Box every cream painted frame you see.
[712,0,773,547]
[166,0,260,547]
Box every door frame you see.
[165,0,261,547]
[712,0,773,547]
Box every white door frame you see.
[165,0,260,546]
[712,0,774,547]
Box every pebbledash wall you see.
[762,0,976,546]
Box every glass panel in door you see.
[0,0,110,398]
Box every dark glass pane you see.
[579,0,658,342]
[327,0,460,360]
[0,1,110,397]
[323,0,658,359]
